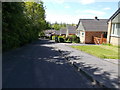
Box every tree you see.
[2,1,47,51]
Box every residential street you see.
[3,39,97,88]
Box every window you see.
[111,23,120,37]
[116,24,120,36]
[112,24,115,34]
[82,32,84,35]
[81,32,84,37]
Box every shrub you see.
[74,37,80,43]
[58,36,65,43]
[59,38,64,42]
[65,35,80,43]
[65,37,72,43]
[52,35,56,40]
[55,36,59,42]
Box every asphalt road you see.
[3,39,98,88]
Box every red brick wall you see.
[85,31,106,44]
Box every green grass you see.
[71,45,119,59]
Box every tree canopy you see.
[2,1,48,51]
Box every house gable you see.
[108,8,120,23]
[107,7,120,45]
[112,13,120,23]
[77,21,85,31]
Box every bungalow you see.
[44,29,56,37]
[66,25,76,37]
[107,8,120,46]
[55,30,60,35]
[55,26,76,36]
[60,28,67,35]
[76,17,108,44]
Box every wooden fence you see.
[94,34,107,44]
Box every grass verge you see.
[71,45,119,59]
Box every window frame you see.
[111,23,120,37]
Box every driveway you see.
[3,39,97,88]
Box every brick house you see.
[107,8,120,46]
[76,17,108,44]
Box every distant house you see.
[60,28,67,35]
[54,26,76,36]
[66,26,76,37]
[44,29,56,37]
[107,8,120,46]
[76,17,108,44]
[55,30,60,35]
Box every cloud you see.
[45,13,80,24]
[79,0,95,5]
[64,5,70,9]
[75,9,106,17]
[75,10,81,14]
[45,11,107,24]
[84,10,106,16]
[103,7,111,10]
[43,0,119,3]
[49,0,65,4]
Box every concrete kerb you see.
[72,62,107,88]
[49,40,118,89]
[58,49,109,88]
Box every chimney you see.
[95,16,99,20]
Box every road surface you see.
[3,39,98,88]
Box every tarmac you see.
[52,42,120,88]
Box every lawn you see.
[71,45,119,59]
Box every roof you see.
[67,26,76,34]
[55,30,60,35]
[107,8,120,22]
[77,19,108,31]
[60,28,67,34]
[44,29,56,34]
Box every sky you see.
[43,0,119,24]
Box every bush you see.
[65,37,72,43]
[65,35,80,43]
[59,38,64,43]
[52,35,56,40]
[58,36,65,43]
[74,37,80,43]
[55,36,59,42]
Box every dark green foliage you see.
[51,22,76,30]
[59,38,64,43]
[39,32,45,37]
[45,22,52,29]
[75,37,80,43]
[58,36,65,43]
[55,36,59,43]
[2,2,47,51]
[65,35,80,43]
[52,36,56,40]
[53,35,80,43]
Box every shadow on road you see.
[60,50,120,88]
[2,39,97,88]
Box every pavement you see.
[2,39,98,88]
[52,41,120,88]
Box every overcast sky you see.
[43,0,119,24]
